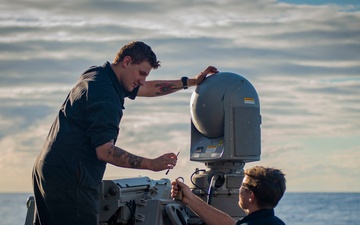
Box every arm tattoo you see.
[128,154,143,168]
[154,83,182,95]
[106,145,143,168]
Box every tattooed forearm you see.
[128,154,143,168]
[106,145,126,165]
[154,83,182,95]
[106,145,143,168]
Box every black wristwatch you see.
[181,76,188,89]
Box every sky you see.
[0,0,359,193]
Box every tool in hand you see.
[165,150,180,175]
[174,176,184,201]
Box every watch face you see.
[181,76,188,89]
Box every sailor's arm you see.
[186,194,237,225]
[95,141,177,171]
[171,180,237,225]
[137,66,218,97]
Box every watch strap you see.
[181,76,188,89]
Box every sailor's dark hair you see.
[113,41,160,69]
[243,166,286,208]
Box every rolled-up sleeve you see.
[85,100,123,149]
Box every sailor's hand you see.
[149,153,178,171]
[171,179,192,204]
[190,66,218,86]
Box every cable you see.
[190,170,208,195]
[126,200,136,222]
[207,175,218,205]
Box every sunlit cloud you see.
[0,0,359,192]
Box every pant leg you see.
[32,161,98,225]
[76,186,100,224]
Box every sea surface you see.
[0,192,359,225]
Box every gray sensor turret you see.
[190,72,261,163]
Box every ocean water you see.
[0,193,31,225]
[275,192,360,225]
[0,192,359,225]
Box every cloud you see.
[0,0,359,192]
